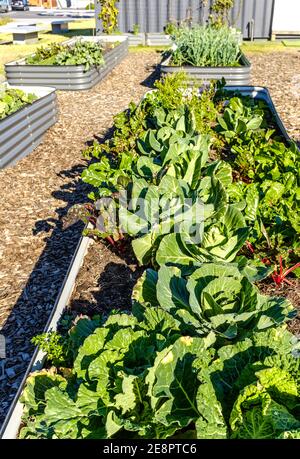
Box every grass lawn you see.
[129,40,300,55]
[0,19,96,75]
[282,40,300,47]
[129,45,169,53]
[241,40,299,52]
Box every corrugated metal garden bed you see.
[160,52,251,85]
[0,85,57,169]
[5,36,129,91]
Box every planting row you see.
[5,74,299,439]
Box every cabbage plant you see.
[195,328,300,438]
[19,315,300,439]
[133,264,296,341]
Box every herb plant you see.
[169,25,241,67]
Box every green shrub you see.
[132,24,140,35]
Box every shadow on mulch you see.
[70,260,144,317]
[141,66,161,88]
[0,162,92,425]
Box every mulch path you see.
[0,49,299,429]
[0,50,160,427]
[249,51,300,143]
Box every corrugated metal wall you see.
[96,0,275,39]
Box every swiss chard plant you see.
[217,94,300,267]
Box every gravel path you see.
[0,50,160,427]
[0,49,299,430]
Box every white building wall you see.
[272,0,300,33]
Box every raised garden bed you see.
[160,25,251,86]
[0,85,57,168]
[161,52,251,85]
[1,84,298,440]
[4,36,129,91]
[146,33,172,46]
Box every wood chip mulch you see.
[0,49,299,429]
[0,50,160,427]
[249,51,300,143]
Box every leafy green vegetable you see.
[229,368,300,439]
[218,93,300,262]
[20,309,300,439]
[0,88,37,120]
[196,327,300,438]
[25,42,65,65]
[133,264,296,342]
[20,312,216,439]
[26,40,105,72]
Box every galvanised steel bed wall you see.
[5,37,128,91]
[96,0,275,39]
[0,86,57,169]
[160,52,251,85]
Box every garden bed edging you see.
[160,52,251,86]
